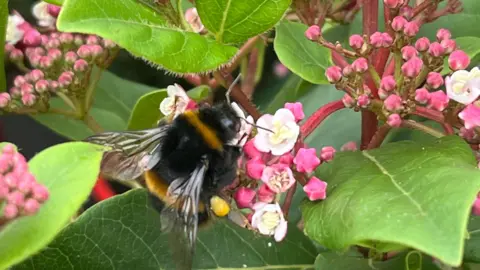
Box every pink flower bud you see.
[357,94,370,108]
[415,88,431,104]
[244,139,262,159]
[303,176,327,201]
[459,127,476,140]
[86,35,99,45]
[77,44,92,59]
[9,49,24,62]
[3,204,18,219]
[29,54,41,67]
[23,30,42,46]
[284,102,305,122]
[48,48,62,62]
[59,32,74,44]
[305,25,321,41]
[378,89,389,99]
[342,65,353,77]
[401,56,423,78]
[32,183,49,202]
[387,113,402,127]
[21,83,34,94]
[64,51,78,64]
[7,191,25,206]
[384,0,403,9]
[234,187,256,209]
[349,34,364,50]
[90,44,104,58]
[427,90,450,111]
[403,21,419,37]
[273,62,289,78]
[17,176,33,194]
[293,148,321,173]
[473,197,480,216]
[325,66,343,83]
[391,16,407,32]
[380,75,396,91]
[428,42,445,57]
[23,198,41,215]
[441,39,456,54]
[341,141,358,151]
[399,6,413,19]
[47,4,61,17]
[29,69,44,82]
[448,50,470,71]
[0,183,8,199]
[58,72,73,88]
[384,94,403,112]
[14,75,27,87]
[49,80,59,92]
[278,153,294,166]
[426,72,444,89]
[401,45,418,60]
[459,104,480,130]
[436,28,451,41]
[246,157,265,180]
[342,94,355,108]
[352,57,368,73]
[22,93,37,106]
[103,39,116,49]
[46,38,61,49]
[382,33,393,47]
[39,56,53,68]
[0,93,11,108]
[35,79,50,93]
[9,87,21,98]
[370,32,392,48]
[74,59,89,72]
[415,37,430,52]
[320,146,336,162]
[74,34,84,46]
[257,184,275,203]
[4,44,14,54]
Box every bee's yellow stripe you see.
[183,110,223,151]
[144,170,206,212]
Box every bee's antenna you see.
[241,118,274,133]
[226,73,242,104]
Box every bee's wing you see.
[84,126,170,181]
[160,157,209,270]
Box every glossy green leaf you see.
[0,142,105,270]
[442,36,480,75]
[315,251,438,270]
[32,71,155,140]
[274,21,333,84]
[263,74,313,113]
[57,0,238,74]
[187,85,211,101]
[42,0,63,5]
[0,0,8,91]
[301,136,480,266]
[465,215,480,263]
[196,0,291,44]
[13,189,317,270]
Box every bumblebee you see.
[84,100,247,270]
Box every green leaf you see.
[465,215,480,263]
[57,0,239,74]
[13,189,317,270]
[187,85,211,101]
[0,142,105,269]
[315,251,439,270]
[32,71,155,140]
[274,21,333,84]
[42,0,63,5]
[0,0,7,91]
[442,36,480,75]
[196,0,291,44]
[301,136,480,266]
[263,74,313,113]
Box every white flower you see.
[228,102,253,146]
[6,14,25,45]
[251,202,288,242]
[446,67,480,105]
[254,108,300,156]
[32,1,56,28]
[159,84,191,118]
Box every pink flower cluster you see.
[0,144,49,222]
[232,102,331,241]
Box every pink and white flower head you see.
[228,102,254,147]
[284,102,305,122]
[459,104,480,130]
[254,109,300,156]
[32,1,56,28]
[6,14,25,45]
[251,202,288,242]
[445,67,480,105]
[159,84,195,118]
[261,163,295,193]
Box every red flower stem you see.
[92,176,116,202]
[442,123,455,135]
[413,106,445,123]
[281,181,297,218]
[184,75,202,86]
[384,58,395,76]
[401,120,445,138]
[332,50,349,68]
[412,0,435,18]
[366,124,392,149]
[300,100,346,139]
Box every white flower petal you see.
[253,134,272,153]
[6,15,25,45]
[273,108,296,124]
[32,1,55,27]
[159,97,174,115]
[256,114,274,130]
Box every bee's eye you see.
[221,118,235,130]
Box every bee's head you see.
[200,102,241,144]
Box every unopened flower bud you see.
[320,146,336,162]
[349,34,364,50]
[305,25,321,41]
[49,80,59,92]
[77,45,92,59]
[39,56,53,68]
[441,39,457,54]
[246,158,265,180]
[342,65,353,77]
[86,35,99,45]
[23,30,42,46]
[9,49,24,62]
[370,32,392,48]
[257,184,275,203]
[23,198,40,215]
[46,38,61,49]
[4,44,14,54]
[401,45,418,60]
[401,56,423,78]
[403,21,419,37]
[415,88,431,104]
[234,187,256,209]
[391,16,407,32]
[326,66,343,83]
[47,4,61,17]
[102,39,116,49]
[399,6,413,19]
[14,75,27,87]
[384,94,403,112]
[74,34,84,46]
[64,51,78,64]
[73,59,89,72]
[35,79,49,93]
[0,93,11,108]
[380,75,396,91]
[3,204,18,219]
[357,94,370,108]
[352,57,368,73]
[427,90,450,111]
[32,183,49,202]
[415,37,430,52]
[436,28,451,42]
[459,127,476,140]
[48,48,62,62]
[428,42,445,57]
[22,93,37,106]
[378,88,389,99]
[29,54,41,67]
[89,44,104,58]
[303,177,327,201]
[21,83,34,94]
[426,72,444,89]
[382,33,393,47]
[384,0,403,9]
[58,72,73,87]
[29,69,44,82]
[59,32,73,44]
[448,50,470,71]
[342,94,355,107]
[387,113,402,127]
[244,139,261,159]
[9,87,21,98]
